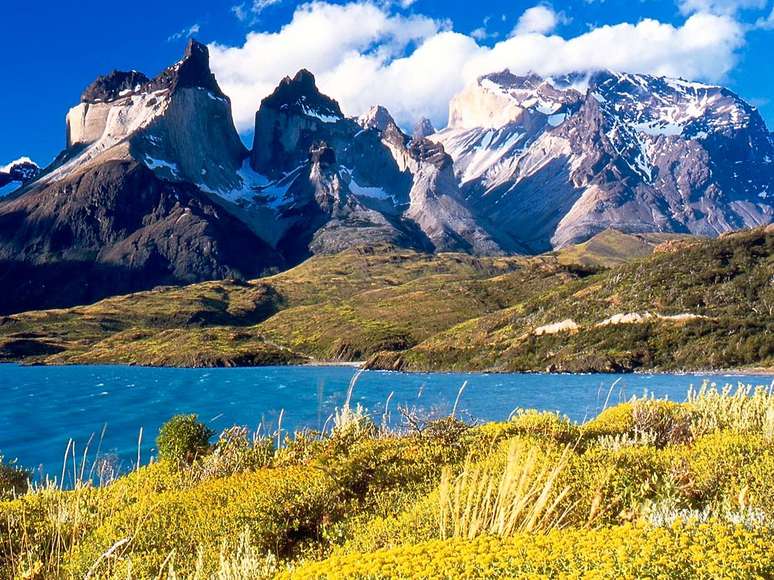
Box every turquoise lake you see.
[0,364,771,481]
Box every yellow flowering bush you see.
[2,385,772,579]
[285,522,774,579]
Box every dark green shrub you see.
[156,414,213,465]
[0,456,29,499]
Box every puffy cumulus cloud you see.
[210,2,445,130]
[471,13,743,84]
[512,5,567,35]
[209,2,747,132]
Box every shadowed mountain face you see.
[0,42,771,314]
[0,161,283,314]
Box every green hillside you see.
[368,227,773,373]
[0,228,771,372]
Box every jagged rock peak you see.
[413,117,435,138]
[147,39,224,97]
[79,39,224,104]
[0,157,39,183]
[309,142,337,167]
[408,138,450,169]
[358,105,395,132]
[261,69,343,119]
[81,70,151,103]
[286,69,317,90]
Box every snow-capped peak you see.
[0,156,36,174]
[358,105,395,132]
[588,70,752,139]
[448,70,584,129]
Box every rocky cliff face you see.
[0,41,282,313]
[57,39,246,196]
[247,71,500,256]
[433,70,773,251]
[2,45,772,313]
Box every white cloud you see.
[678,0,767,15]
[512,5,567,35]
[209,2,747,132]
[168,23,201,42]
[232,4,249,21]
[470,27,488,40]
[252,0,283,13]
[754,6,774,27]
[232,0,283,22]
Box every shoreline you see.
[1,359,772,378]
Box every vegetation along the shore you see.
[1,381,773,578]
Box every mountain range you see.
[1,39,771,314]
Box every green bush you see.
[156,414,214,465]
[0,456,29,500]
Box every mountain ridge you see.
[0,41,771,313]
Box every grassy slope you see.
[553,229,694,268]
[0,229,770,371]
[0,245,527,366]
[367,227,773,372]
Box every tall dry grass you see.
[438,439,573,540]
[688,381,774,439]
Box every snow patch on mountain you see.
[301,104,341,123]
[0,157,35,173]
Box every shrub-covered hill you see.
[1,383,773,578]
[367,226,774,373]
[0,246,527,366]
[0,227,770,371]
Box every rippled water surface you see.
[0,364,770,479]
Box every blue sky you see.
[2,0,773,166]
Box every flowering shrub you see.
[156,414,214,465]
[688,381,774,438]
[1,384,772,578]
[284,522,774,579]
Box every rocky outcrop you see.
[81,70,151,103]
[249,70,502,256]
[61,39,246,195]
[0,158,39,191]
[251,69,347,177]
[413,117,435,138]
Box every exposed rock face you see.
[280,143,413,260]
[0,41,280,313]
[61,39,246,195]
[251,69,346,177]
[81,70,150,103]
[0,158,39,191]
[413,117,436,138]
[248,70,501,256]
[433,70,773,251]
[0,161,283,314]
